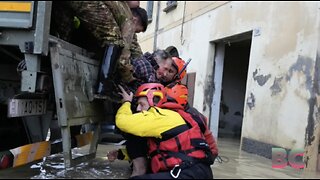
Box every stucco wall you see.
[138,1,320,149]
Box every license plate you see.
[8,99,47,117]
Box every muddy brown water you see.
[0,138,319,179]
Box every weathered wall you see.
[138,1,320,150]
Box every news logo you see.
[271,148,304,169]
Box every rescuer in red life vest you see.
[115,83,214,179]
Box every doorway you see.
[210,32,252,142]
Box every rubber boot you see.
[95,45,123,99]
[130,157,147,178]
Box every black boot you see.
[95,45,123,99]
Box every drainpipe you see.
[153,1,161,51]
[180,1,186,45]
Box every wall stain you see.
[253,69,271,86]
[305,97,316,146]
[304,53,320,147]
[286,55,313,91]
[253,69,258,77]
[270,77,283,96]
[246,92,255,110]
[285,56,318,147]
[314,52,320,127]
[314,53,320,96]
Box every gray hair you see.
[152,49,172,63]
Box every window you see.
[181,72,196,106]
[163,1,177,13]
[147,1,154,23]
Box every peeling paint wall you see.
[138,1,320,150]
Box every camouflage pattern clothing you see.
[130,34,143,60]
[51,1,143,83]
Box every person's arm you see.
[116,103,186,138]
[203,126,218,157]
[107,148,130,162]
[186,106,218,157]
[104,1,136,83]
[130,34,143,59]
[115,85,161,137]
[115,85,185,138]
[133,59,157,83]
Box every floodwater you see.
[213,138,320,179]
[0,144,132,179]
[0,137,320,179]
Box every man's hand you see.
[107,149,119,162]
[118,85,133,102]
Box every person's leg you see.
[95,45,123,98]
[103,1,137,83]
[130,171,173,179]
[131,162,213,179]
[125,134,148,177]
[66,1,143,88]
[178,163,213,179]
[66,1,125,100]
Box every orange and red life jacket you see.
[185,104,219,157]
[148,102,213,173]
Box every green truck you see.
[0,1,107,169]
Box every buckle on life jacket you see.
[170,164,181,178]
